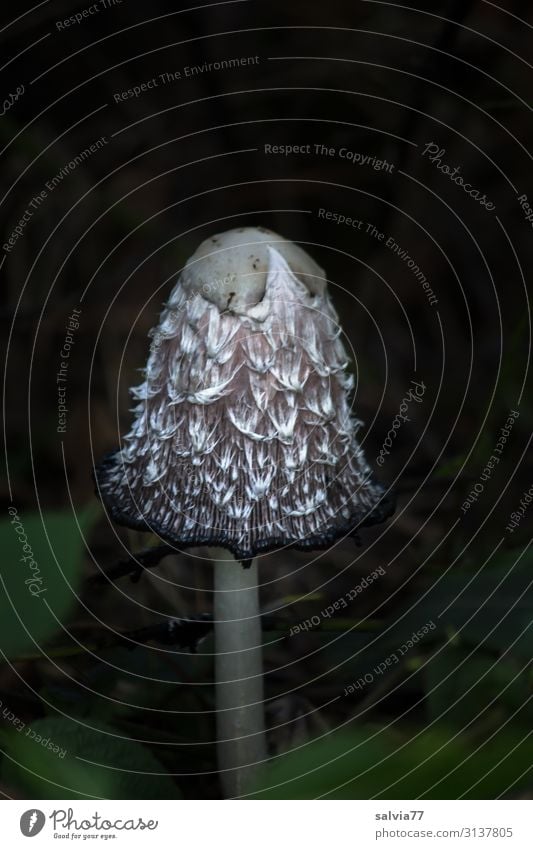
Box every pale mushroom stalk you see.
[96,226,394,799]
[212,550,266,797]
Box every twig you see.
[88,544,175,584]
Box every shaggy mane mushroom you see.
[95,226,394,797]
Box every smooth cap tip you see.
[180,226,327,313]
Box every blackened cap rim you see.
[94,450,395,562]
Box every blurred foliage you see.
[0,510,531,798]
[255,545,533,798]
[1,717,180,799]
[0,507,99,660]
[253,725,533,799]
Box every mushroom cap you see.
[95,228,394,560]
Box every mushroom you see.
[95,226,394,797]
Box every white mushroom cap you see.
[96,227,394,560]
[181,227,327,314]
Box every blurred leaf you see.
[425,646,529,728]
[409,546,533,659]
[253,726,533,799]
[1,717,180,799]
[0,506,99,660]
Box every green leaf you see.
[0,506,99,659]
[252,726,533,799]
[1,717,180,799]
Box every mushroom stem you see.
[212,549,267,798]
